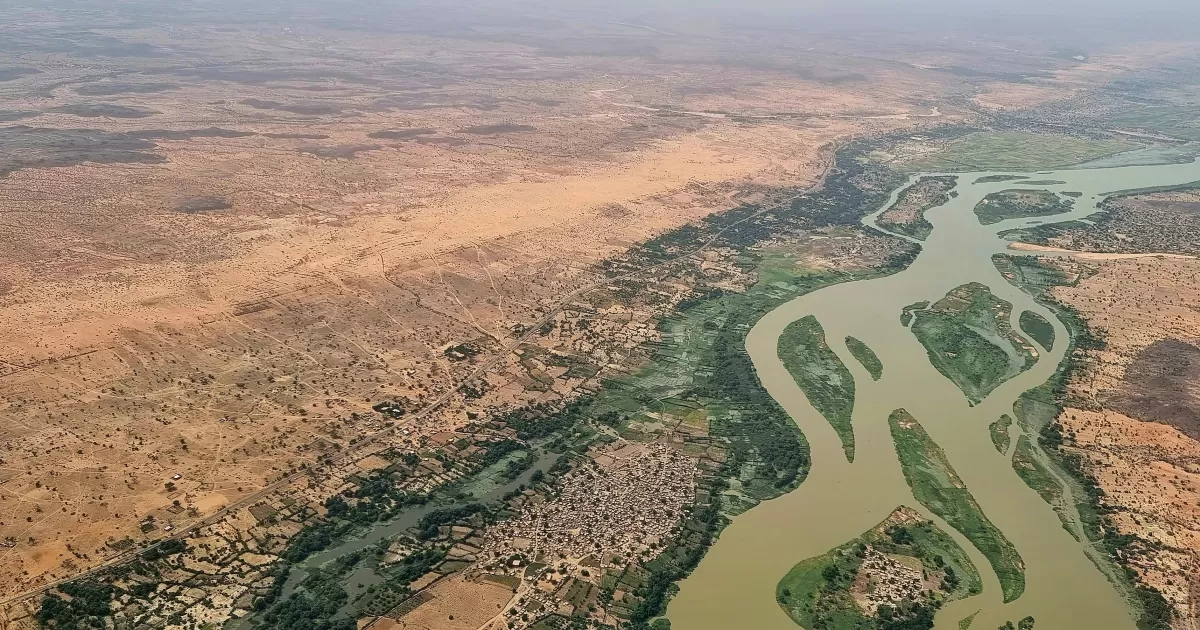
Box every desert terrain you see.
[0,1,960,597]
[1037,201,1200,625]
[2,0,1200,628]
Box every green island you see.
[958,611,980,629]
[1017,311,1055,351]
[973,189,1075,225]
[973,175,1027,184]
[910,283,1037,404]
[888,409,1026,603]
[988,414,1012,454]
[775,506,982,630]
[846,336,884,380]
[779,316,857,461]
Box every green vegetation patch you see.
[779,316,857,461]
[776,506,981,630]
[989,414,1012,455]
[910,283,1036,404]
[901,132,1135,172]
[973,189,1074,225]
[845,336,883,381]
[888,409,1025,603]
[1018,311,1055,351]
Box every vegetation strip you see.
[845,336,884,381]
[887,409,1026,603]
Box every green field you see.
[888,409,1025,603]
[901,132,1135,172]
[845,336,883,381]
[779,316,857,461]
[910,283,1036,404]
[989,414,1012,454]
[776,506,981,630]
[973,189,1075,225]
[1018,311,1055,351]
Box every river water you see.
[667,159,1200,630]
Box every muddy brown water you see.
[667,160,1200,630]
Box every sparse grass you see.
[911,283,1036,404]
[901,132,1135,172]
[973,189,1074,225]
[989,414,1012,454]
[779,316,856,461]
[888,409,1025,603]
[1018,311,1054,351]
[845,336,883,381]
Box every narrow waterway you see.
[667,159,1200,630]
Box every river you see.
[667,159,1200,630]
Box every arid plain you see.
[3,1,1200,629]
